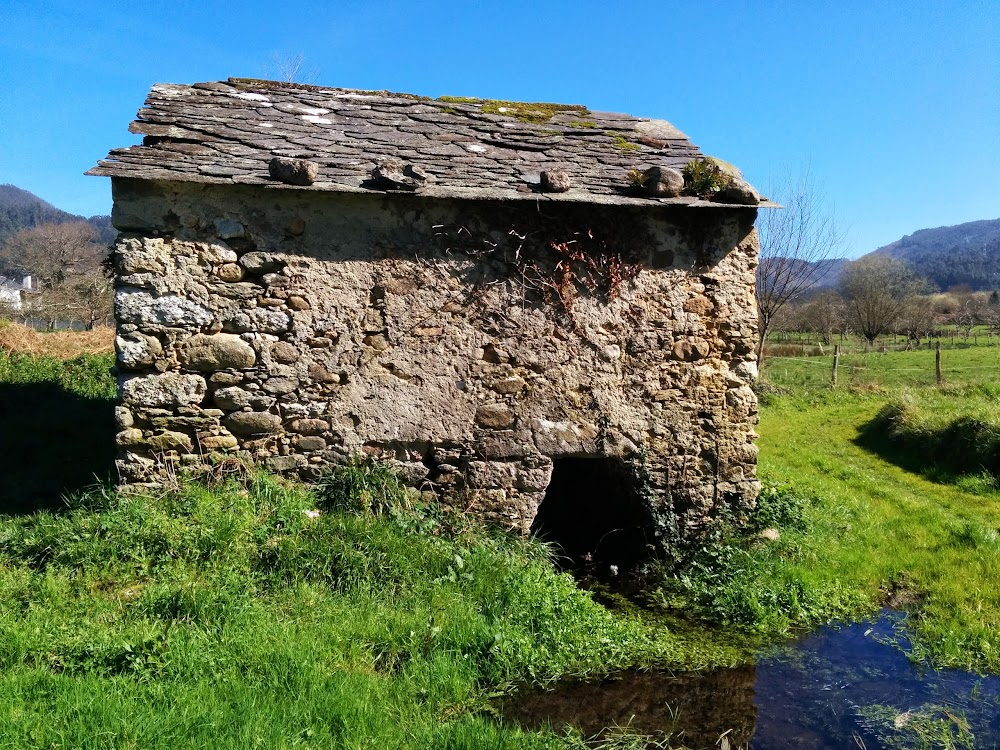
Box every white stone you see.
[223,308,291,334]
[115,289,213,327]
[121,373,207,408]
[600,344,622,361]
[200,241,238,264]
[116,333,163,369]
[734,361,759,382]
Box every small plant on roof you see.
[682,159,734,197]
[626,169,651,190]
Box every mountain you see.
[0,185,116,245]
[872,218,1000,292]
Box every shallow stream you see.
[500,610,1000,748]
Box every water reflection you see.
[500,666,756,747]
[500,610,1000,748]
[754,609,1000,748]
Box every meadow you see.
[754,340,1000,671]
[1,323,1000,747]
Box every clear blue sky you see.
[1,0,997,257]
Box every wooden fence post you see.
[935,341,942,385]
[832,345,840,387]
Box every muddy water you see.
[500,610,1000,748]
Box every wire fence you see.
[760,339,1000,389]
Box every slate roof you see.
[89,78,765,208]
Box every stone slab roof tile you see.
[90,78,771,208]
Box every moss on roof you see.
[480,100,590,124]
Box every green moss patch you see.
[480,100,589,124]
[436,95,482,104]
[609,133,641,152]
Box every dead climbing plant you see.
[432,209,647,326]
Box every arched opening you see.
[530,457,653,573]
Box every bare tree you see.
[896,295,937,346]
[797,290,846,345]
[755,170,846,361]
[0,222,112,329]
[840,255,922,347]
[262,52,319,84]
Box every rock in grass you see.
[759,527,781,542]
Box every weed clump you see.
[681,159,734,197]
[651,481,869,636]
[859,399,1000,479]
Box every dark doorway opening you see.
[530,457,653,573]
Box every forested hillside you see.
[0,184,115,245]
[874,218,1000,291]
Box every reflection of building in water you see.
[500,666,756,748]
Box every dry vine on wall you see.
[431,210,649,326]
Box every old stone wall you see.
[111,179,760,548]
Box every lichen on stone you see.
[436,95,481,104]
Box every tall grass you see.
[0,466,738,748]
[858,385,1000,483]
[0,321,114,358]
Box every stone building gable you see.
[93,80,764,564]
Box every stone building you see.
[90,78,767,564]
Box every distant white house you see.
[0,274,32,312]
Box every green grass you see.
[5,340,1000,744]
[857,385,1000,482]
[0,465,743,748]
[650,343,1000,674]
[0,352,116,514]
[750,344,1000,673]
[651,481,871,638]
[763,342,1000,391]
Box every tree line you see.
[753,172,999,361]
[767,255,1000,349]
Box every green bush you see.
[652,482,865,636]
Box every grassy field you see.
[0,464,747,749]
[2,332,1000,746]
[751,345,1000,672]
